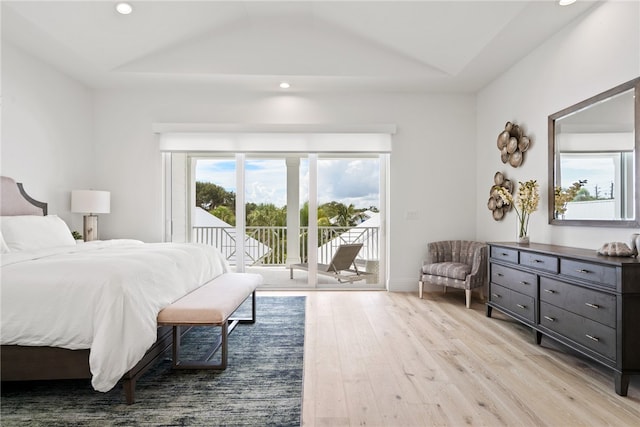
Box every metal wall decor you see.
[488,171,513,221]
[497,121,530,167]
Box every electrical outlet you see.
[405,210,420,220]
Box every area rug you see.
[1,296,305,427]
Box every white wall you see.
[92,89,477,291]
[476,1,640,250]
[1,41,94,232]
[11,2,634,292]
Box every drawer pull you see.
[585,334,600,342]
[585,302,600,309]
[516,304,526,309]
[496,273,504,277]
[501,252,509,256]
[520,281,530,285]
[492,293,502,299]
[533,259,544,263]
[543,316,556,322]
[576,269,591,274]
[543,289,556,294]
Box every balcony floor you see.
[243,265,384,290]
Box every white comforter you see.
[0,240,229,392]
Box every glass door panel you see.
[316,156,381,288]
[193,157,238,268]
[244,157,287,266]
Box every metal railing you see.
[192,225,379,266]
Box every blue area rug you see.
[1,296,305,426]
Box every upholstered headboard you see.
[0,176,47,216]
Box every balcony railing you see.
[192,226,379,266]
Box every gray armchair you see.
[419,240,488,308]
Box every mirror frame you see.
[548,77,640,227]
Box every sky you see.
[560,154,618,198]
[195,157,380,209]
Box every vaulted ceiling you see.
[2,1,599,92]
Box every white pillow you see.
[0,215,76,252]
[0,231,10,253]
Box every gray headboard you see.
[0,176,47,216]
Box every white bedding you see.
[0,239,229,392]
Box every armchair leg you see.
[465,289,472,308]
[419,281,424,299]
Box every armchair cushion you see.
[421,262,470,281]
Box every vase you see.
[516,215,530,245]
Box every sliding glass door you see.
[192,156,239,265]
[166,151,387,289]
[315,155,381,288]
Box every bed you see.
[0,176,229,403]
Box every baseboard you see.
[388,278,419,292]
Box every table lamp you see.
[71,190,110,241]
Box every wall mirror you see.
[548,77,640,227]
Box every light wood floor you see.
[269,290,640,426]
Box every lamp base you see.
[83,215,98,242]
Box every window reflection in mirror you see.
[557,152,634,220]
[549,77,640,227]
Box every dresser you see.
[487,242,640,396]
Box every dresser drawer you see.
[491,264,536,298]
[540,302,616,360]
[560,259,617,288]
[520,252,559,274]
[540,277,616,328]
[510,290,535,323]
[491,246,518,263]
[489,283,511,311]
[490,283,535,323]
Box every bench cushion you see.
[157,273,261,325]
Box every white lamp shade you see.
[71,190,111,214]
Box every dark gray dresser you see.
[487,242,640,396]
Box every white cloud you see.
[196,157,380,209]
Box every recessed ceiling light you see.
[116,2,133,15]
[559,0,577,6]
[279,82,291,89]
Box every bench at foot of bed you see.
[123,272,262,404]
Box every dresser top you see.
[489,242,640,266]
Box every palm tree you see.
[210,205,236,225]
[247,203,286,226]
[334,203,366,226]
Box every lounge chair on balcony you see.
[289,243,371,283]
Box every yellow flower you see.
[554,180,586,217]
[496,180,539,238]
